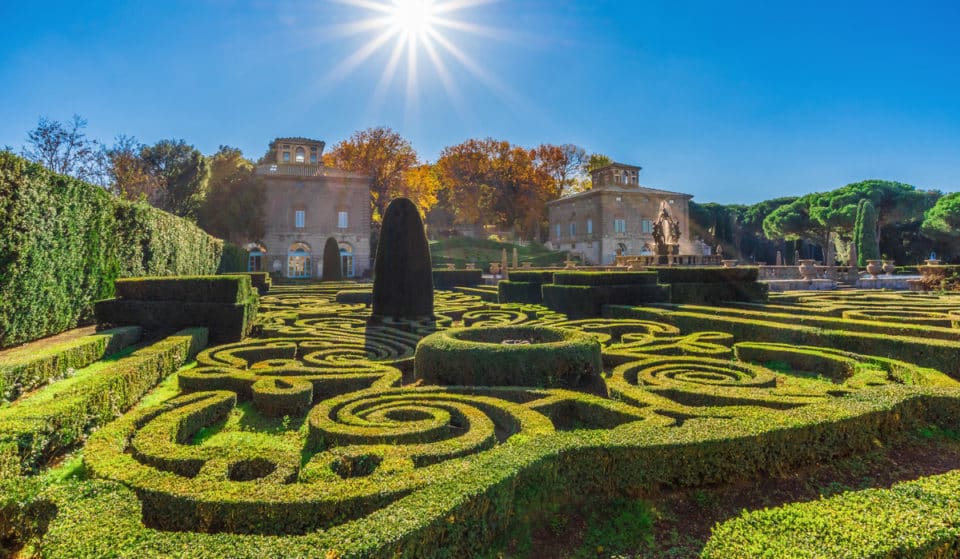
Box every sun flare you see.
[391,0,437,39]
[327,0,509,120]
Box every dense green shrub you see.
[37,387,960,557]
[224,272,271,295]
[112,199,223,277]
[322,237,343,282]
[498,281,543,304]
[216,242,248,274]
[335,289,373,305]
[703,468,960,558]
[507,270,555,284]
[0,153,226,348]
[652,267,759,283]
[432,270,483,290]
[251,377,313,417]
[552,271,658,286]
[0,328,207,478]
[0,326,141,403]
[605,305,960,378]
[113,276,254,303]
[16,285,960,557]
[414,326,603,390]
[96,276,257,343]
[372,198,434,319]
[542,284,670,319]
[668,281,769,304]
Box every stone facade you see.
[248,137,372,279]
[546,163,693,265]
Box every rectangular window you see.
[310,153,318,164]
[295,210,305,229]
[555,224,561,239]
[614,219,626,233]
[569,222,577,236]
[587,219,593,235]
[283,151,291,162]
[338,210,348,229]
[641,219,652,234]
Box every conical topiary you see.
[322,237,342,281]
[371,197,433,319]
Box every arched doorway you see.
[245,242,267,272]
[287,242,312,279]
[339,242,355,278]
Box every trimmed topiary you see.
[371,197,434,320]
[321,237,342,282]
[251,377,313,417]
[414,325,602,390]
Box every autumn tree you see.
[105,135,162,202]
[325,127,421,223]
[531,143,587,198]
[140,139,210,219]
[22,114,106,185]
[394,163,440,217]
[436,138,493,229]
[437,138,554,239]
[197,146,265,243]
[570,153,614,191]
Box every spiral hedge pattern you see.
[11,285,960,558]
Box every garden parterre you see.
[7,285,960,558]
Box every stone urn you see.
[866,260,883,279]
[882,260,896,275]
[798,259,817,280]
[721,259,738,268]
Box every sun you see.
[390,0,437,39]
[326,0,509,121]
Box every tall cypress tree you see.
[855,199,880,265]
[371,198,433,319]
[321,237,342,281]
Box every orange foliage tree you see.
[325,127,426,224]
[436,138,558,240]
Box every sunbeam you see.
[326,0,505,122]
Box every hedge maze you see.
[6,283,960,557]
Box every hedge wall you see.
[216,242,248,274]
[0,328,207,478]
[0,153,228,348]
[432,270,483,290]
[95,277,257,343]
[703,468,960,558]
[0,326,141,404]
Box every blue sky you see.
[2,0,959,204]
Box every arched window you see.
[287,242,312,278]
[246,243,267,272]
[295,147,306,163]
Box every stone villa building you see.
[247,137,372,278]
[546,163,693,265]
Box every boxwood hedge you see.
[0,152,229,348]
[0,326,141,403]
[8,285,960,557]
[0,328,207,478]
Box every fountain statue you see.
[653,202,681,265]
